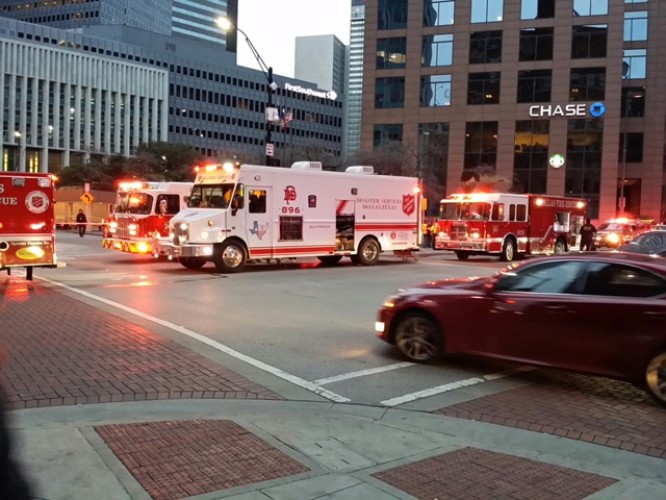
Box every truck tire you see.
[213,240,247,273]
[500,237,517,262]
[554,238,567,255]
[455,251,470,261]
[355,237,381,266]
[178,257,206,269]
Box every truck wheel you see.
[455,251,469,261]
[645,352,666,406]
[500,238,517,262]
[178,257,206,269]
[213,240,247,273]
[554,238,567,255]
[355,238,381,266]
[317,255,342,266]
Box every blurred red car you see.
[375,252,666,404]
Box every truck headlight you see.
[179,222,188,231]
[200,230,209,240]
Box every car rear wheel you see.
[645,352,666,405]
[393,312,441,362]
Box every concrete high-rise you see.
[345,0,365,157]
[361,0,665,221]
[295,35,346,98]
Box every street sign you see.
[265,142,274,156]
[80,192,94,204]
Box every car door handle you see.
[544,305,567,311]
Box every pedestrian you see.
[76,209,87,238]
[430,219,440,250]
[422,221,431,248]
[579,218,597,251]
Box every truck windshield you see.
[439,202,491,221]
[187,184,235,209]
[117,193,153,215]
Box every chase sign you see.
[529,102,606,118]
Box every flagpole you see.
[282,100,286,167]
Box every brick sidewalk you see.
[0,278,281,409]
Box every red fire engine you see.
[0,172,59,280]
[102,180,192,255]
[433,192,587,261]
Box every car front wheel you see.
[645,352,666,405]
[393,312,441,362]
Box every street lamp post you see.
[14,131,25,172]
[619,90,644,217]
[216,17,278,166]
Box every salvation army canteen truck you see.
[156,161,421,273]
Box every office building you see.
[345,0,366,157]
[0,17,343,172]
[361,0,665,221]
[295,35,346,98]
[172,0,232,47]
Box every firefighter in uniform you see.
[579,218,597,251]
[429,220,440,249]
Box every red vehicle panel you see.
[0,172,58,279]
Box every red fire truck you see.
[0,172,59,280]
[102,180,193,255]
[433,192,587,261]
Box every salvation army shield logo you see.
[402,194,415,216]
[25,191,50,214]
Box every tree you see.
[459,165,510,193]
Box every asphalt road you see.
[34,231,526,409]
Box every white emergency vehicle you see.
[156,161,420,272]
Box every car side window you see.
[581,263,666,298]
[495,261,584,294]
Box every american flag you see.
[279,107,293,129]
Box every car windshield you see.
[626,231,666,247]
[599,222,630,231]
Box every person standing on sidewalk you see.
[429,219,440,249]
[76,209,87,238]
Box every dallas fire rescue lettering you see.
[0,182,19,205]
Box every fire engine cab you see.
[156,161,420,272]
[433,192,587,261]
[102,180,193,255]
[0,172,58,280]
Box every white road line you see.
[314,362,414,385]
[36,276,351,403]
[380,366,536,407]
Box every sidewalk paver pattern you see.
[0,280,282,409]
[95,420,309,500]
[373,447,618,500]
[436,370,666,458]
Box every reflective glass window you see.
[424,0,455,27]
[471,0,503,23]
[422,34,454,67]
[572,0,608,16]
[378,0,408,30]
[420,75,452,107]
[624,11,648,41]
[377,38,407,69]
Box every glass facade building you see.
[361,0,666,222]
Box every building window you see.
[571,25,607,58]
[624,11,648,42]
[377,38,407,69]
[424,0,455,27]
[420,74,452,107]
[464,121,498,169]
[566,119,604,218]
[469,31,502,64]
[621,88,645,117]
[521,0,555,19]
[572,0,608,16]
[519,28,553,61]
[471,0,503,23]
[514,120,549,194]
[373,124,403,148]
[422,34,453,67]
[625,0,647,3]
[619,133,643,163]
[623,49,647,79]
[375,78,405,109]
[517,70,552,103]
[569,68,605,101]
[468,72,500,105]
[378,0,408,30]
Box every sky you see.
[236,0,352,78]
